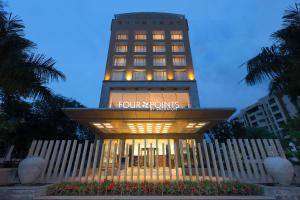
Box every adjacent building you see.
[233,94,299,137]
[63,12,235,166]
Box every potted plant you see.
[0,160,18,186]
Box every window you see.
[268,98,276,105]
[271,105,279,112]
[152,31,165,40]
[153,44,165,52]
[116,33,128,40]
[274,113,283,120]
[171,43,184,52]
[135,32,147,40]
[113,56,126,66]
[250,115,256,121]
[171,31,183,40]
[153,70,167,80]
[134,45,146,52]
[172,56,186,66]
[115,44,127,52]
[133,56,146,66]
[174,70,187,80]
[132,70,146,80]
[112,70,125,80]
[153,56,166,66]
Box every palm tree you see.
[244,4,300,102]
[0,2,65,117]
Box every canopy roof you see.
[63,108,235,136]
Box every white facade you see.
[234,95,299,137]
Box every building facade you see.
[63,12,235,166]
[233,94,299,137]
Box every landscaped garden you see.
[47,181,262,196]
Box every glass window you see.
[172,55,186,66]
[153,45,165,52]
[174,70,187,80]
[171,31,183,40]
[116,33,128,40]
[115,44,127,52]
[153,56,166,66]
[134,45,146,52]
[171,43,184,52]
[132,70,146,80]
[135,32,147,40]
[111,70,125,80]
[152,31,165,40]
[133,56,146,66]
[113,56,126,66]
[153,70,167,80]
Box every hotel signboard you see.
[118,101,181,110]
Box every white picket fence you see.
[27,139,285,184]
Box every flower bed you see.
[47,181,262,196]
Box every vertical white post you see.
[117,140,123,182]
[275,139,285,158]
[53,140,66,179]
[215,140,226,182]
[150,143,153,183]
[197,143,206,181]
[27,140,37,157]
[71,143,82,181]
[97,143,106,182]
[232,139,247,181]
[221,143,232,181]
[84,143,94,183]
[156,139,159,183]
[209,143,219,183]
[137,143,140,184]
[244,139,258,182]
[268,139,279,156]
[39,141,49,158]
[162,143,166,183]
[130,140,135,183]
[33,140,43,156]
[65,140,77,181]
[227,139,240,181]
[91,140,100,182]
[186,143,193,182]
[144,139,147,183]
[59,140,72,180]
[203,140,212,182]
[110,144,117,182]
[78,140,88,181]
[179,140,186,181]
[238,139,252,181]
[251,139,267,182]
[123,143,129,182]
[174,142,179,182]
[41,140,54,181]
[191,141,199,184]
[167,140,172,182]
[104,140,112,180]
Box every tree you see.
[244,4,300,102]
[0,1,65,119]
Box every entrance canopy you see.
[63,108,235,136]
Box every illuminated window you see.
[132,70,146,80]
[115,44,127,52]
[134,56,146,66]
[113,56,126,66]
[134,44,146,52]
[171,43,184,52]
[174,70,188,80]
[153,44,165,52]
[152,31,165,40]
[172,55,186,66]
[116,33,128,40]
[135,31,147,40]
[153,56,166,66]
[153,70,167,80]
[111,70,125,80]
[171,31,183,40]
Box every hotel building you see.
[63,12,235,165]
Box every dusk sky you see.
[7,0,294,114]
